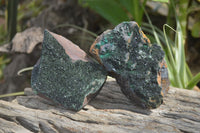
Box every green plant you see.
[144,0,200,89]
[79,0,147,26]
[6,0,18,41]
[0,55,10,79]
[0,24,7,45]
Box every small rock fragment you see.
[12,27,43,53]
[31,30,107,111]
[24,88,36,96]
[90,21,170,109]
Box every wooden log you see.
[0,77,200,133]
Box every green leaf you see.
[176,22,186,88]
[186,73,200,89]
[7,0,19,41]
[142,22,174,46]
[81,0,129,25]
[186,63,193,80]
[118,0,134,16]
[53,23,97,37]
[116,0,147,25]
[191,22,200,38]
[143,8,162,47]
[163,24,176,70]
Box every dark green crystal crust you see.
[91,21,167,109]
[31,30,107,111]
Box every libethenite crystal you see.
[31,30,107,111]
[90,21,170,109]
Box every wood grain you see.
[0,77,200,133]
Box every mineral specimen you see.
[90,21,170,109]
[31,30,107,111]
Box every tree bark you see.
[0,77,200,133]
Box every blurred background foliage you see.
[0,0,200,90]
[0,0,44,79]
[0,0,44,45]
[79,0,147,26]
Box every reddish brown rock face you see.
[50,32,89,62]
[90,21,170,109]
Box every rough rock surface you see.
[0,27,43,54]
[31,30,107,111]
[11,27,43,54]
[90,21,170,109]
[0,78,200,133]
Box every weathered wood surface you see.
[0,77,200,133]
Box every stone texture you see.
[90,21,170,109]
[0,27,43,54]
[31,30,107,111]
[0,78,200,133]
[11,27,43,53]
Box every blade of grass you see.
[17,67,33,76]
[118,0,143,25]
[80,0,129,25]
[132,0,140,24]
[163,24,176,65]
[143,0,200,89]
[171,0,188,87]
[163,24,183,88]
[53,23,98,38]
[138,0,147,25]
[142,24,174,60]
[141,26,166,44]
[141,26,171,59]
[186,63,193,80]
[0,91,24,98]
[186,72,200,89]
[118,0,134,18]
[6,0,19,41]
[176,22,186,88]
[142,22,174,46]
[139,0,147,24]
[184,63,190,84]
[143,7,179,87]
[143,8,162,48]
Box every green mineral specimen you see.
[90,21,170,109]
[31,30,107,111]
